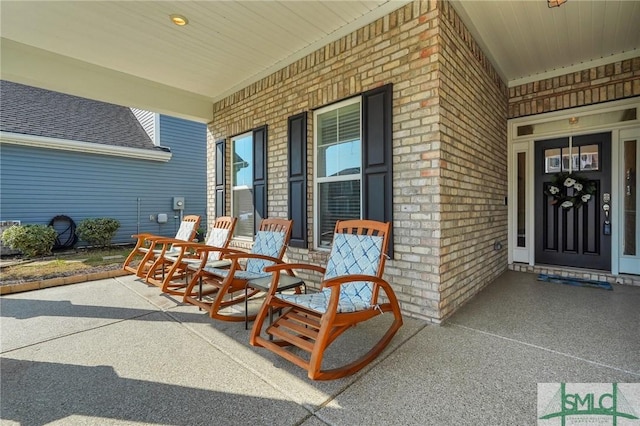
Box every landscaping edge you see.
[0,269,131,295]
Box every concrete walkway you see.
[1,271,638,425]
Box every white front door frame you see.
[507,97,640,275]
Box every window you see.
[314,98,362,248]
[231,133,254,239]
[296,84,392,254]
[544,144,599,174]
[517,152,526,248]
[224,126,267,240]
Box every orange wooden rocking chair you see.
[122,215,200,277]
[249,219,403,380]
[182,218,295,322]
[144,216,237,296]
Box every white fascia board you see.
[0,132,172,162]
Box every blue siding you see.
[0,115,207,246]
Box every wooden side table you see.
[244,274,305,330]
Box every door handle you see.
[602,193,611,235]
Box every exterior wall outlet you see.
[149,214,155,221]
[157,213,168,223]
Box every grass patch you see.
[1,246,134,283]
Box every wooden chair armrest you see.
[264,263,326,275]
[153,237,188,244]
[171,242,237,253]
[322,274,387,288]
[322,275,396,314]
[224,253,284,263]
[143,234,176,242]
[130,233,160,244]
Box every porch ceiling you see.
[1,1,638,122]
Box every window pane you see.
[318,140,361,177]
[318,181,361,248]
[515,107,637,137]
[233,135,253,187]
[579,144,599,171]
[233,188,254,239]
[545,148,561,173]
[623,140,637,256]
[317,102,361,178]
[517,152,526,247]
[232,134,253,239]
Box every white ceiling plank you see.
[0,0,637,114]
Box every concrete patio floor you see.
[1,270,638,425]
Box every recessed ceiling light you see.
[170,14,189,26]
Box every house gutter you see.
[0,131,172,162]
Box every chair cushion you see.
[175,221,197,241]
[279,289,372,314]
[324,233,383,303]
[185,259,233,271]
[278,233,384,314]
[205,228,230,261]
[201,266,267,281]
[163,247,182,257]
[245,230,286,275]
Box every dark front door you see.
[535,132,612,270]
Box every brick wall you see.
[436,3,508,319]
[207,0,509,322]
[509,57,640,118]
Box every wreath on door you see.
[544,172,596,209]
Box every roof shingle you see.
[0,81,156,150]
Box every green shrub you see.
[76,218,120,247]
[195,227,207,242]
[1,224,58,257]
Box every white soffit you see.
[1,0,637,116]
[0,0,411,120]
[451,0,640,87]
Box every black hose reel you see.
[48,215,78,250]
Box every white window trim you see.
[618,127,640,275]
[313,96,362,250]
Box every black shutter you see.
[287,112,308,248]
[215,139,225,217]
[362,83,394,257]
[252,125,268,236]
